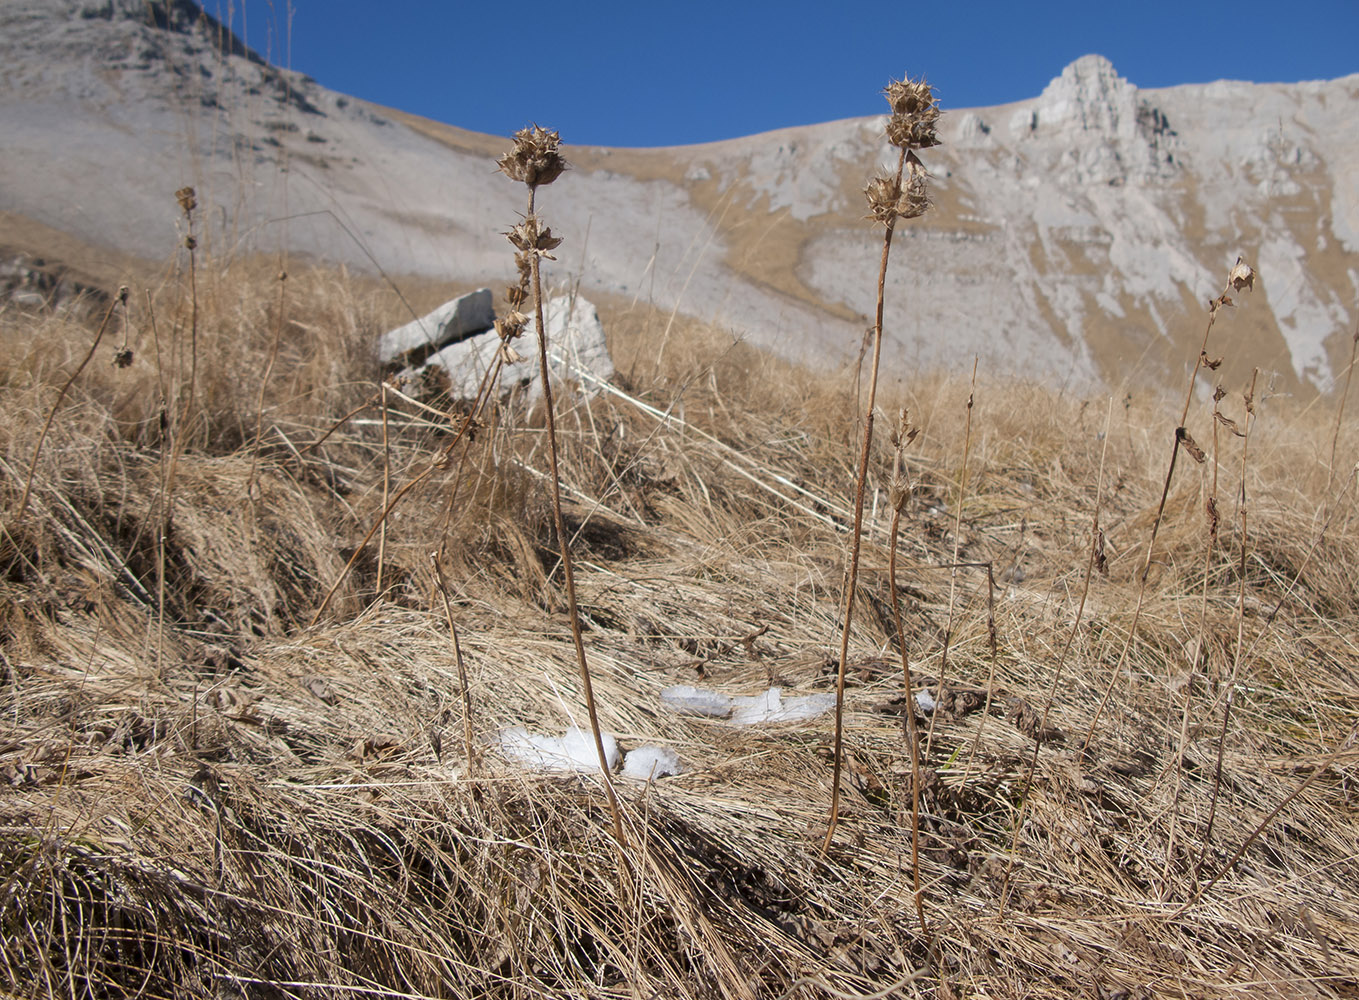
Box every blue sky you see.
[215,0,1359,148]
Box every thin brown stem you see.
[1195,368,1259,879]
[1327,321,1358,494]
[430,554,476,774]
[927,357,977,756]
[888,504,927,934]
[16,292,123,522]
[247,270,287,500]
[1084,279,1233,751]
[825,145,906,852]
[525,185,625,844]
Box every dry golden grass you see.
[1,228,1358,1000]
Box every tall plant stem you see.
[527,187,625,844]
[824,146,906,852]
[927,356,977,755]
[888,504,927,933]
[1084,286,1228,750]
[1195,368,1258,879]
[15,293,122,522]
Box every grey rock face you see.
[377,288,495,366]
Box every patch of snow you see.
[660,684,835,726]
[499,726,619,773]
[729,687,835,726]
[622,745,683,779]
[660,685,732,717]
[915,689,937,714]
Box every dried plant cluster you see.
[1,80,1358,1000]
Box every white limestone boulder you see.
[415,293,614,404]
[378,287,494,365]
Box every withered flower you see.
[498,125,567,187]
[1227,256,1256,293]
[175,186,197,215]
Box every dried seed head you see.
[864,174,901,224]
[506,216,563,257]
[112,346,134,368]
[889,407,919,450]
[1228,256,1256,293]
[889,474,913,513]
[495,310,529,341]
[884,76,940,150]
[175,186,197,215]
[498,125,567,187]
[864,153,930,224]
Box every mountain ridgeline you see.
[2,0,1357,394]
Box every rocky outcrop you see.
[1011,54,1179,186]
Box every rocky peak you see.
[1008,54,1178,186]
[1036,54,1138,138]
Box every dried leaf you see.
[1214,411,1246,436]
[1177,426,1206,463]
[1205,494,1220,535]
[1201,352,1223,371]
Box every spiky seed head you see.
[1228,256,1256,293]
[498,125,567,187]
[495,311,529,342]
[506,216,563,257]
[864,152,930,224]
[865,174,902,224]
[884,76,940,150]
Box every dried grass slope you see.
[2,5,1359,1000]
